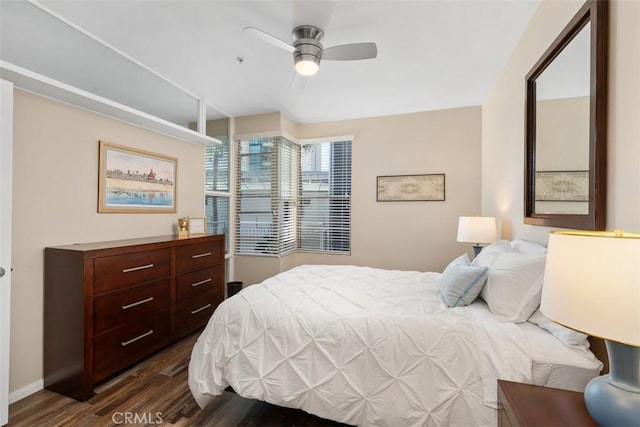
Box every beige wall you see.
[10,90,206,393]
[536,96,589,171]
[234,106,483,286]
[482,0,640,242]
[233,111,301,139]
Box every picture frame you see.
[535,170,589,202]
[376,174,445,202]
[98,141,177,213]
[188,217,207,236]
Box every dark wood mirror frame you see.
[524,0,608,230]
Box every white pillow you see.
[438,254,489,307]
[510,239,547,256]
[480,251,546,323]
[472,239,513,268]
[529,309,588,347]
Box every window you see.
[205,195,228,234]
[205,140,229,193]
[235,136,352,256]
[204,119,231,252]
[298,140,352,254]
[236,137,298,256]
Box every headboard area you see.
[588,336,609,374]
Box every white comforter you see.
[189,265,533,426]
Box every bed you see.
[188,241,603,426]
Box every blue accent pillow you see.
[438,254,489,307]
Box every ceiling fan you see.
[244,25,377,76]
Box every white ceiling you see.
[0,0,540,126]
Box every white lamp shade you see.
[541,230,640,346]
[456,216,497,244]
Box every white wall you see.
[482,0,640,242]
[10,90,206,396]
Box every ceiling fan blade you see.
[322,42,378,61]
[243,27,296,53]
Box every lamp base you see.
[472,245,483,258]
[584,340,640,427]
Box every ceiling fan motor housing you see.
[292,25,324,67]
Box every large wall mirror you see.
[524,0,608,230]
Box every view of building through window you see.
[298,141,351,253]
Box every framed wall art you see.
[376,174,445,202]
[535,170,589,202]
[98,141,178,213]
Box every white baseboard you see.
[8,380,43,404]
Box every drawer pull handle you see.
[191,278,212,287]
[121,330,154,347]
[121,296,154,310]
[122,263,154,273]
[191,304,212,315]
[191,252,212,259]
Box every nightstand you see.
[497,380,597,427]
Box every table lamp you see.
[456,216,497,257]
[541,230,640,427]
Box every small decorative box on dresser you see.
[497,380,597,427]
[44,234,224,401]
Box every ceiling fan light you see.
[294,55,320,76]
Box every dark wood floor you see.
[8,332,352,426]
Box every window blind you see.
[204,135,231,253]
[235,136,298,256]
[205,195,229,252]
[205,141,229,192]
[298,140,352,254]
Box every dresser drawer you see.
[93,310,170,381]
[176,266,223,302]
[175,292,222,336]
[94,248,171,294]
[176,241,222,274]
[94,279,171,334]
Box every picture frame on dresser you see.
[188,217,207,236]
[98,141,178,213]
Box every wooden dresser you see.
[44,234,224,401]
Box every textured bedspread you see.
[188,265,532,426]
